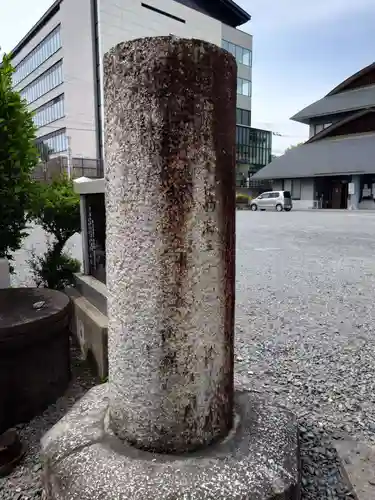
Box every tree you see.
[0,53,38,268]
[28,174,81,289]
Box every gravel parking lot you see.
[235,210,375,498]
[2,210,375,499]
[235,210,375,440]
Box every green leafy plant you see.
[0,52,39,270]
[28,246,80,290]
[28,174,81,289]
[236,193,251,204]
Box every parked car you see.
[250,191,292,212]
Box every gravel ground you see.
[235,210,375,498]
[0,344,97,500]
[3,211,375,498]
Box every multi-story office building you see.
[254,62,375,209]
[10,0,271,173]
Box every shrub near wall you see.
[28,175,81,289]
[236,193,251,210]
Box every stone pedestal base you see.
[41,385,300,500]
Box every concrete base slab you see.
[41,386,300,499]
[334,439,375,500]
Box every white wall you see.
[97,0,224,160]
[292,178,315,209]
[98,0,222,55]
[273,178,315,209]
[61,0,97,158]
[272,180,283,191]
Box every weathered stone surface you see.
[41,385,109,467]
[334,439,375,499]
[104,36,237,453]
[41,386,300,500]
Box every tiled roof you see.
[291,85,375,124]
[253,133,375,180]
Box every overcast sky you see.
[1,0,375,154]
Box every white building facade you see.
[11,0,253,164]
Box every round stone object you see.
[41,386,301,500]
[104,36,237,453]
[0,288,71,434]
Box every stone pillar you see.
[104,37,236,453]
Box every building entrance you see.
[315,176,350,209]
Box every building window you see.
[236,125,272,167]
[237,78,252,97]
[36,128,67,154]
[291,179,301,200]
[13,26,61,85]
[222,40,252,67]
[313,123,332,135]
[33,94,64,128]
[20,61,63,104]
[236,108,251,126]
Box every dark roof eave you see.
[252,133,375,180]
[290,105,347,124]
[306,107,375,144]
[290,100,333,123]
[10,0,62,59]
[219,0,251,25]
[290,114,312,124]
[326,61,375,97]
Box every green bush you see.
[236,193,251,204]
[28,246,80,290]
[29,174,80,248]
[0,53,39,270]
[28,174,81,289]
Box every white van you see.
[250,191,293,212]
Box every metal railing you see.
[32,156,103,182]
